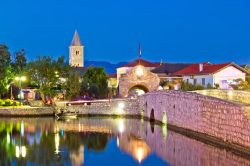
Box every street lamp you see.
[135,65,144,77]
[15,76,26,100]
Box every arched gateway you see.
[119,65,160,97]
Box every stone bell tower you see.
[69,30,84,67]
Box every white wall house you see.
[175,63,248,89]
[183,75,214,87]
[213,66,246,89]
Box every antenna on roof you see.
[138,43,142,65]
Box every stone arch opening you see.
[128,85,149,96]
[150,109,155,122]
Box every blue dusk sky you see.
[1,0,250,64]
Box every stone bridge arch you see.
[119,65,160,97]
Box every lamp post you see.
[135,65,144,77]
[15,76,26,100]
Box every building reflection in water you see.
[117,135,151,163]
[0,117,250,166]
[70,145,84,166]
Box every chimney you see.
[199,63,203,72]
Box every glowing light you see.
[55,133,60,154]
[117,119,125,133]
[117,102,125,114]
[21,121,25,136]
[228,90,233,100]
[201,91,207,95]
[16,146,20,158]
[135,66,144,77]
[21,146,26,157]
[136,89,145,96]
[162,112,167,124]
[140,110,144,118]
[116,137,120,147]
[136,147,144,163]
[162,125,167,139]
[158,86,163,90]
[7,133,10,144]
[16,146,27,158]
[21,76,26,81]
[174,85,179,90]
[228,90,233,96]
[78,123,81,132]
[118,102,125,109]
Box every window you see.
[194,79,197,85]
[186,79,189,83]
[76,51,80,55]
[202,78,205,86]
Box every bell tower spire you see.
[69,30,84,67]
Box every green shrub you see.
[181,81,205,91]
[0,99,21,106]
[207,83,213,89]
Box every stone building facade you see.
[118,65,160,97]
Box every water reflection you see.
[118,135,151,163]
[0,117,249,166]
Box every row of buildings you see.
[108,59,249,97]
[69,30,250,97]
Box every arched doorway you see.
[128,85,149,96]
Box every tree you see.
[13,49,27,75]
[230,79,250,90]
[81,67,109,98]
[244,67,250,85]
[27,56,70,104]
[65,71,81,100]
[0,45,14,98]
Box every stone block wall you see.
[67,98,141,116]
[194,89,250,105]
[0,107,54,116]
[139,90,250,148]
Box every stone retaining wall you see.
[0,107,54,116]
[194,89,250,105]
[139,90,250,148]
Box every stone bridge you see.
[61,90,250,153]
[139,90,250,150]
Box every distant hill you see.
[85,60,127,74]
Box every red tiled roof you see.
[121,59,160,68]
[173,62,234,75]
[108,73,117,78]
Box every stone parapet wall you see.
[67,98,141,116]
[194,89,250,105]
[139,90,250,148]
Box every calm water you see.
[0,117,249,166]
